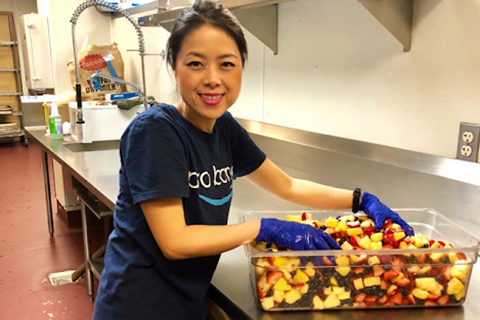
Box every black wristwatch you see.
[352,188,362,213]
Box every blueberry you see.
[320,225,327,231]
[423,243,430,248]
[374,228,382,233]
[339,238,346,245]
[336,216,342,220]
[354,216,359,221]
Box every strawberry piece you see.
[365,301,376,308]
[313,221,319,228]
[384,219,393,230]
[392,258,404,273]
[373,265,385,277]
[267,256,275,265]
[353,267,365,274]
[383,270,399,281]
[256,285,266,299]
[350,235,360,247]
[355,254,368,264]
[383,301,395,307]
[378,295,389,304]
[381,279,389,290]
[427,294,439,301]
[315,291,325,298]
[437,240,446,247]
[365,296,377,302]
[424,300,437,307]
[457,252,467,260]
[354,293,367,302]
[427,267,442,277]
[294,284,304,290]
[395,277,411,287]
[407,266,421,275]
[443,266,452,280]
[301,212,308,221]
[437,295,450,305]
[266,270,283,284]
[382,244,394,249]
[389,291,402,305]
[347,221,361,228]
[379,253,392,265]
[429,239,435,246]
[417,253,426,264]
[383,233,395,246]
[356,302,366,308]
[407,294,416,305]
[363,226,376,236]
[322,256,333,266]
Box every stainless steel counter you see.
[25,122,480,320]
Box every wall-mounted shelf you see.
[134,0,413,54]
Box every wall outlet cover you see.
[456,122,480,162]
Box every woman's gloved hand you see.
[255,218,341,251]
[359,192,414,236]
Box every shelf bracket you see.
[357,0,414,52]
[234,5,278,55]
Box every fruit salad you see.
[252,213,473,311]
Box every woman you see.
[92,1,413,319]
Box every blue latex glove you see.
[359,192,414,236]
[255,218,341,251]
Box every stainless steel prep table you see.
[25,122,480,320]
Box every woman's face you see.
[174,24,243,133]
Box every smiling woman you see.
[91,1,412,320]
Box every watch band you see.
[352,188,362,213]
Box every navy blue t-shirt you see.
[93,104,266,320]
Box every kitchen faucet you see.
[70,0,148,141]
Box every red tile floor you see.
[0,141,99,319]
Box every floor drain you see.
[48,270,81,286]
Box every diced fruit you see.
[273,277,292,291]
[437,294,450,305]
[412,288,429,300]
[286,215,302,223]
[335,256,350,266]
[324,287,332,295]
[419,266,432,274]
[330,276,338,286]
[336,221,348,232]
[281,269,292,280]
[341,241,354,251]
[292,270,309,284]
[347,227,363,236]
[415,278,436,291]
[324,217,338,228]
[450,267,467,280]
[299,284,309,294]
[364,276,381,287]
[391,272,404,283]
[335,266,351,277]
[266,270,284,284]
[332,286,345,295]
[373,265,385,277]
[383,270,399,281]
[273,290,284,303]
[448,252,459,263]
[389,291,403,305]
[447,278,464,295]
[261,297,275,310]
[393,232,406,241]
[323,294,341,308]
[305,263,316,278]
[312,295,325,310]
[284,289,302,304]
[387,285,397,295]
[368,241,383,250]
[453,260,471,275]
[338,291,351,300]
[359,236,372,249]
[368,256,381,265]
[360,219,374,228]
[353,278,364,290]
[395,277,411,287]
[284,258,301,273]
[370,232,384,242]
[454,289,465,301]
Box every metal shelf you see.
[0,68,20,72]
[0,41,17,46]
[0,130,25,138]
[0,92,22,96]
[0,110,23,116]
[137,0,413,53]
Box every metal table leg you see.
[41,150,54,237]
[80,201,94,301]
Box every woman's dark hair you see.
[166,0,248,70]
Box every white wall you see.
[0,0,38,94]
[45,0,480,160]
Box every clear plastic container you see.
[239,208,480,311]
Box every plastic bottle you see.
[46,96,63,140]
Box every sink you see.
[63,140,120,152]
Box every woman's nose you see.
[203,67,221,88]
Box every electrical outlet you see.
[456,122,480,162]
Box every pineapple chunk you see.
[412,288,429,300]
[368,241,382,250]
[359,236,371,249]
[415,277,436,291]
[454,260,471,274]
[393,232,406,241]
[281,269,292,280]
[391,223,402,230]
[284,258,301,273]
[387,285,397,294]
[353,278,364,290]
[399,241,408,249]
[293,270,310,284]
[313,295,325,310]
[419,266,432,274]
[305,262,316,277]
[370,232,384,242]
[332,286,345,295]
[286,215,303,223]
[347,227,363,236]
[430,284,443,297]
[368,256,381,265]
[336,221,348,232]
[273,257,288,267]
[360,219,374,228]
[325,217,338,228]
[273,290,285,303]
[341,241,354,251]
[273,277,292,291]
[454,289,465,301]
[323,294,341,309]
[261,297,275,310]
[255,242,268,251]
[330,276,338,286]
[430,241,441,249]
[364,276,381,287]
[447,278,464,295]
[450,267,467,280]
[324,287,332,295]
[429,253,445,262]
[299,284,309,294]
[335,266,351,277]
[284,289,302,304]
[336,256,350,266]
[338,291,351,300]
[448,252,459,263]
[391,273,404,283]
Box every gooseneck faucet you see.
[70,0,148,141]
[91,73,144,98]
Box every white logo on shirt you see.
[188,165,234,189]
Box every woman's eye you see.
[187,61,203,68]
[221,62,235,68]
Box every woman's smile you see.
[198,93,225,106]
